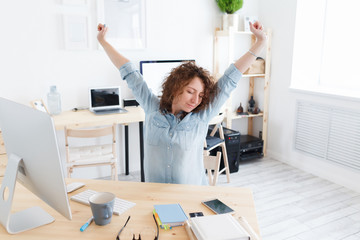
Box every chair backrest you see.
[207,113,225,139]
[65,125,116,140]
[203,152,221,186]
[64,124,117,162]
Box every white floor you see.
[115,157,360,240]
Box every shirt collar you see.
[162,109,187,123]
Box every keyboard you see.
[70,189,136,216]
[92,108,128,115]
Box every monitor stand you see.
[0,154,54,234]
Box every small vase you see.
[237,103,243,114]
[249,96,255,107]
[248,96,255,113]
[222,14,239,31]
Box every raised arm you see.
[234,21,267,73]
[97,23,130,69]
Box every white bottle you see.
[47,85,62,115]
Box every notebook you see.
[89,86,128,115]
[153,203,188,228]
[189,214,250,240]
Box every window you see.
[291,0,360,99]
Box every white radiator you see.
[295,101,360,171]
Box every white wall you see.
[6,0,358,191]
[259,0,360,192]
[0,0,260,178]
[0,0,218,109]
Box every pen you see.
[80,216,94,232]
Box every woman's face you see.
[171,77,204,115]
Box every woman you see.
[97,22,266,185]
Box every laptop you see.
[89,86,128,115]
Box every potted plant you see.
[216,0,244,31]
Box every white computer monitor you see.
[140,60,195,97]
[0,97,72,234]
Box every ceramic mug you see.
[89,192,115,226]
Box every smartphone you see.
[201,199,235,214]
[189,212,204,218]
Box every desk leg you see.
[125,125,129,175]
[139,121,145,182]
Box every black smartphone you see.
[201,199,235,214]
[189,212,204,218]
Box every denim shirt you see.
[119,62,242,185]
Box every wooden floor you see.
[117,157,360,240]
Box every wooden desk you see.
[52,107,146,181]
[0,179,261,239]
[0,155,7,177]
[0,131,6,177]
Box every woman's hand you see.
[234,21,266,73]
[97,23,108,45]
[249,21,266,42]
[95,23,130,69]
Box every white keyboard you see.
[70,189,136,216]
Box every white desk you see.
[52,107,146,181]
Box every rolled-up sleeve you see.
[202,64,243,121]
[119,62,159,113]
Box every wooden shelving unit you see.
[213,27,272,156]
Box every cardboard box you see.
[244,58,265,74]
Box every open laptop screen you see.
[90,87,121,109]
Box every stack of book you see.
[153,203,188,229]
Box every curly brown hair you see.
[159,61,218,114]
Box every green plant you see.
[216,0,243,14]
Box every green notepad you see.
[153,203,188,228]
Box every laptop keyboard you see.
[93,108,128,115]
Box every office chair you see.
[204,114,231,183]
[65,124,118,180]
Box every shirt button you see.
[167,165,170,168]
[169,133,172,136]
[167,146,170,150]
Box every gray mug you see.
[89,192,115,226]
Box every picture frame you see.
[30,99,49,113]
[62,0,88,6]
[97,0,146,49]
[244,16,258,32]
[63,14,90,50]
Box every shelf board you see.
[215,30,253,37]
[214,73,265,80]
[243,73,265,78]
[229,112,263,120]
